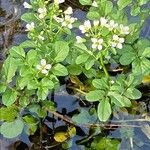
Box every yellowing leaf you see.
[67,126,76,137]
[54,132,68,142]
[142,75,150,84]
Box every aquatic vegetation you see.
[0,0,150,148]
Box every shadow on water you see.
[0,0,150,150]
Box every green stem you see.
[99,54,109,77]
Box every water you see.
[0,0,150,150]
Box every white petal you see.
[113,35,119,41]
[36,65,42,70]
[41,69,48,74]
[84,20,91,28]
[38,35,45,41]
[54,0,65,4]
[53,15,63,23]
[62,21,67,26]
[92,43,97,49]
[64,7,73,15]
[93,20,99,26]
[45,64,51,70]
[111,42,117,47]
[23,2,32,9]
[91,38,97,43]
[68,24,73,29]
[117,43,123,49]
[76,36,83,43]
[98,39,103,44]
[100,17,108,26]
[92,1,98,7]
[98,45,102,50]
[119,38,125,43]
[41,59,47,66]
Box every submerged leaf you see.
[0,119,24,138]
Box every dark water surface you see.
[0,0,150,150]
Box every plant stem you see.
[99,54,109,77]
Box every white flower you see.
[62,15,77,29]
[119,24,130,35]
[64,7,73,15]
[23,2,32,9]
[111,34,124,49]
[38,35,45,41]
[110,80,115,84]
[100,17,108,27]
[25,22,35,31]
[53,15,63,23]
[54,0,65,4]
[92,1,98,7]
[76,36,84,43]
[106,20,118,31]
[93,20,99,26]
[36,59,51,75]
[38,7,47,19]
[79,20,91,33]
[91,38,103,50]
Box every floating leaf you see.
[0,119,24,138]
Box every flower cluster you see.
[53,7,77,29]
[38,7,47,19]
[36,59,51,75]
[111,35,125,49]
[78,17,130,50]
[25,22,35,31]
[91,38,103,50]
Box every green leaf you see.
[131,5,140,16]
[79,0,92,5]
[54,41,69,63]
[124,88,142,99]
[104,1,113,15]
[87,11,100,20]
[2,89,18,106]
[0,106,19,122]
[3,56,17,83]
[108,92,131,107]
[92,78,109,90]
[37,87,49,100]
[85,58,95,70]
[20,40,36,48]
[27,80,38,90]
[67,64,82,75]
[83,68,97,78]
[97,99,111,122]
[27,50,39,66]
[0,83,6,93]
[21,12,37,23]
[132,58,150,75]
[74,43,88,51]
[139,0,149,5]
[9,46,25,58]
[0,119,24,138]
[41,77,54,89]
[76,53,89,64]
[119,52,135,65]
[117,0,132,10]
[72,109,97,124]
[52,64,68,76]
[141,47,150,58]
[91,137,120,150]
[86,90,105,102]
[42,101,56,112]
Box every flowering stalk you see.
[99,54,109,77]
